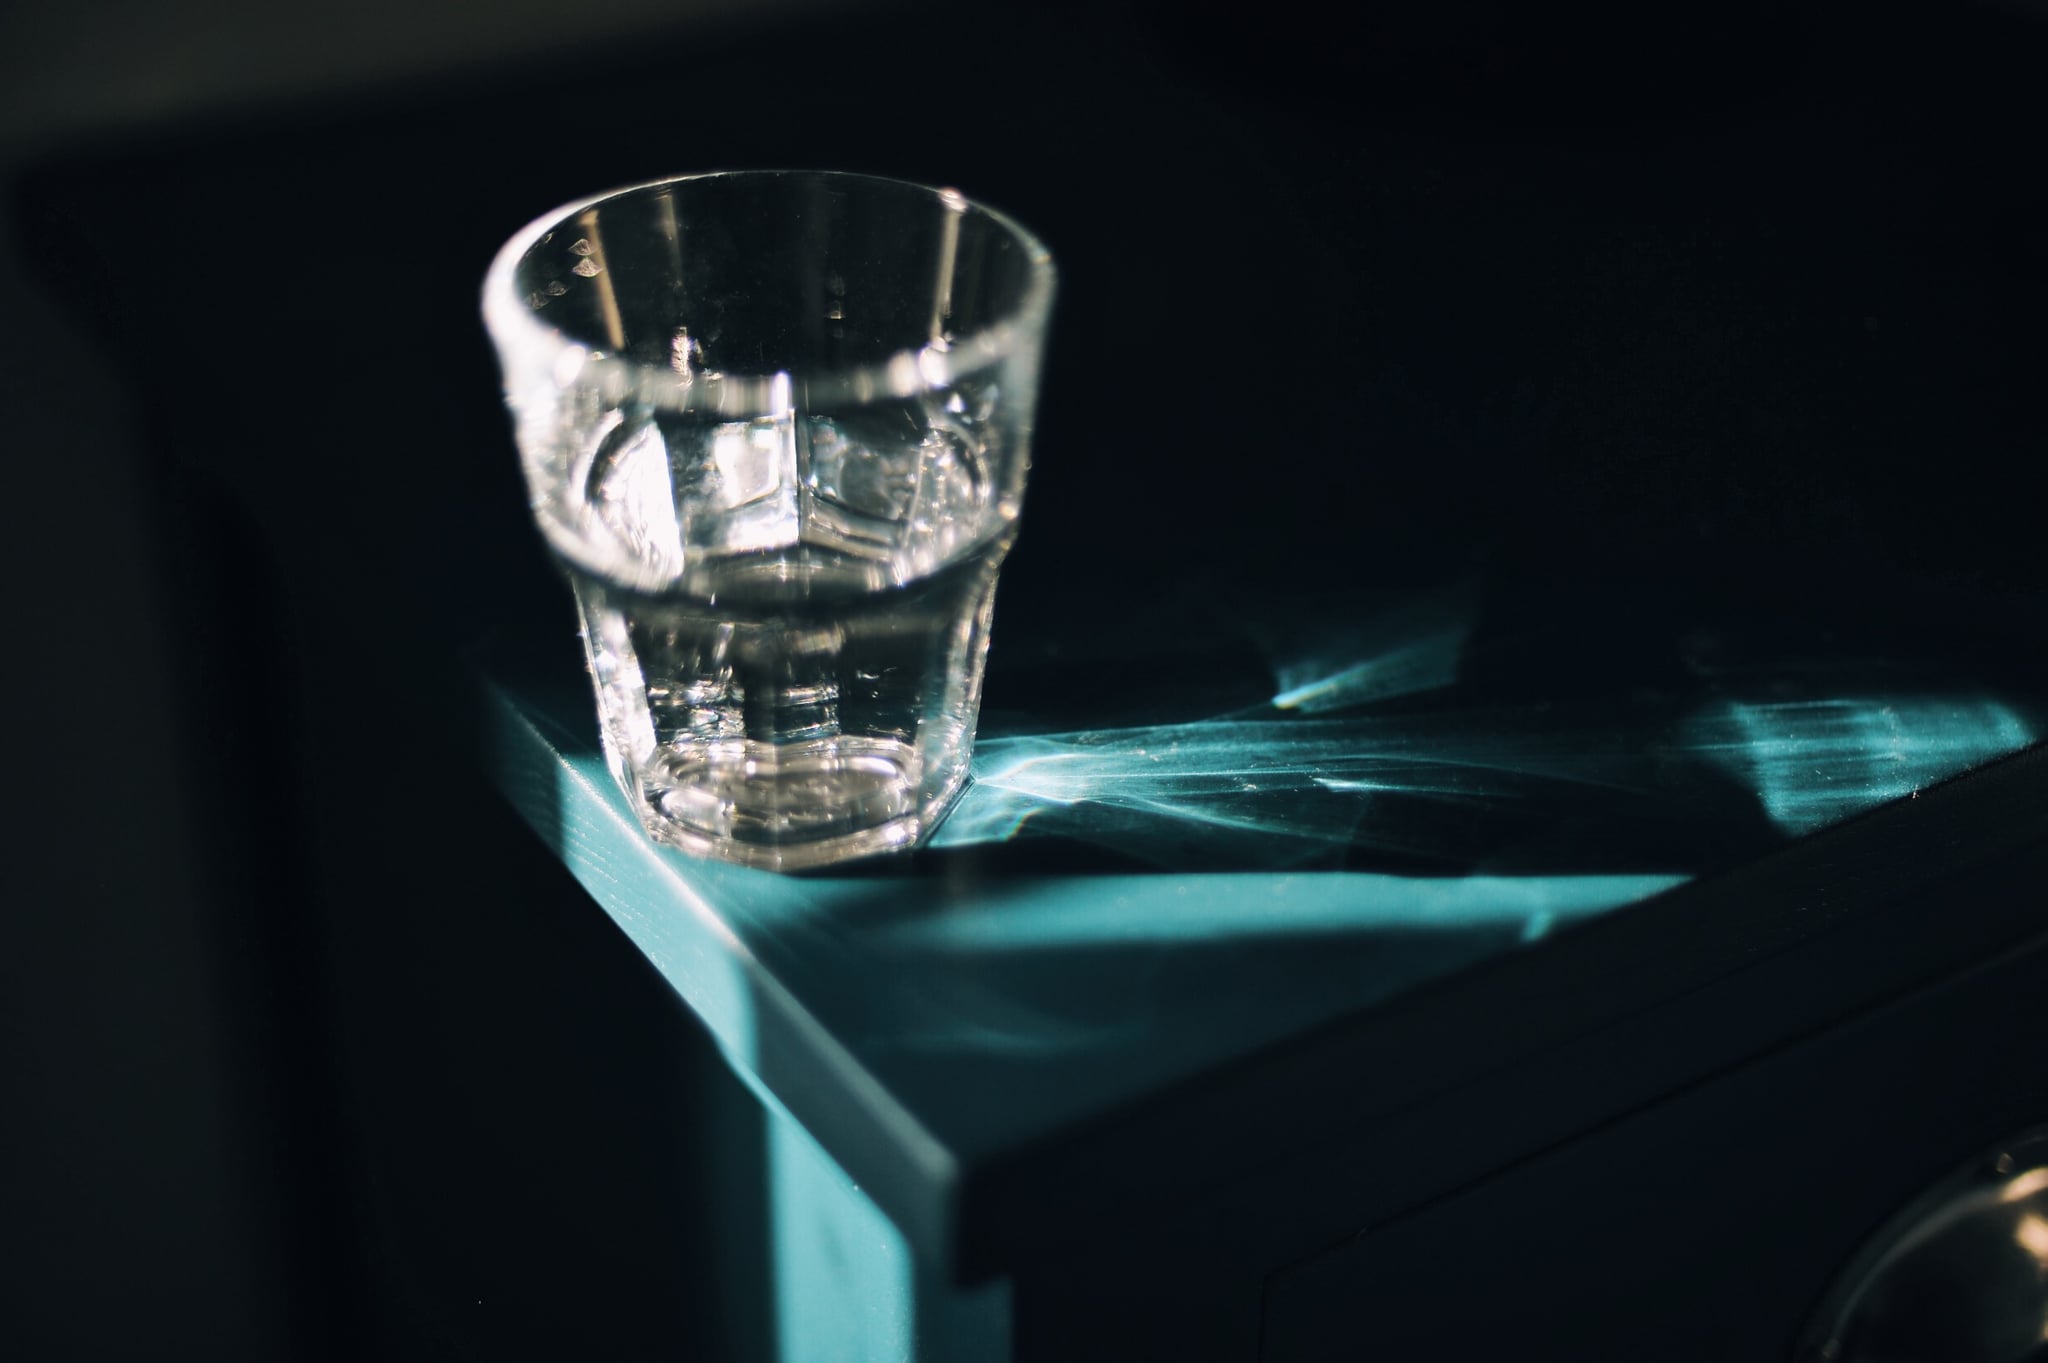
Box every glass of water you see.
[484,171,1055,870]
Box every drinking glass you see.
[485,171,1055,869]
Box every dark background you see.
[4,0,2046,1357]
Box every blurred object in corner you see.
[0,0,871,153]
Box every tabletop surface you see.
[478,558,2048,1275]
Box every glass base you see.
[621,739,972,871]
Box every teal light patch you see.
[768,1106,1011,1363]
[935,713,1635,860]
[1684,696,2032,835]
[878,871,1689,953]
[1271,631,1469,711]
[1265,584,1474,713]
[770,1110,916,1363]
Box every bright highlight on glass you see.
[486,171,1055,870]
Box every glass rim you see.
[482,169,1057,414]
